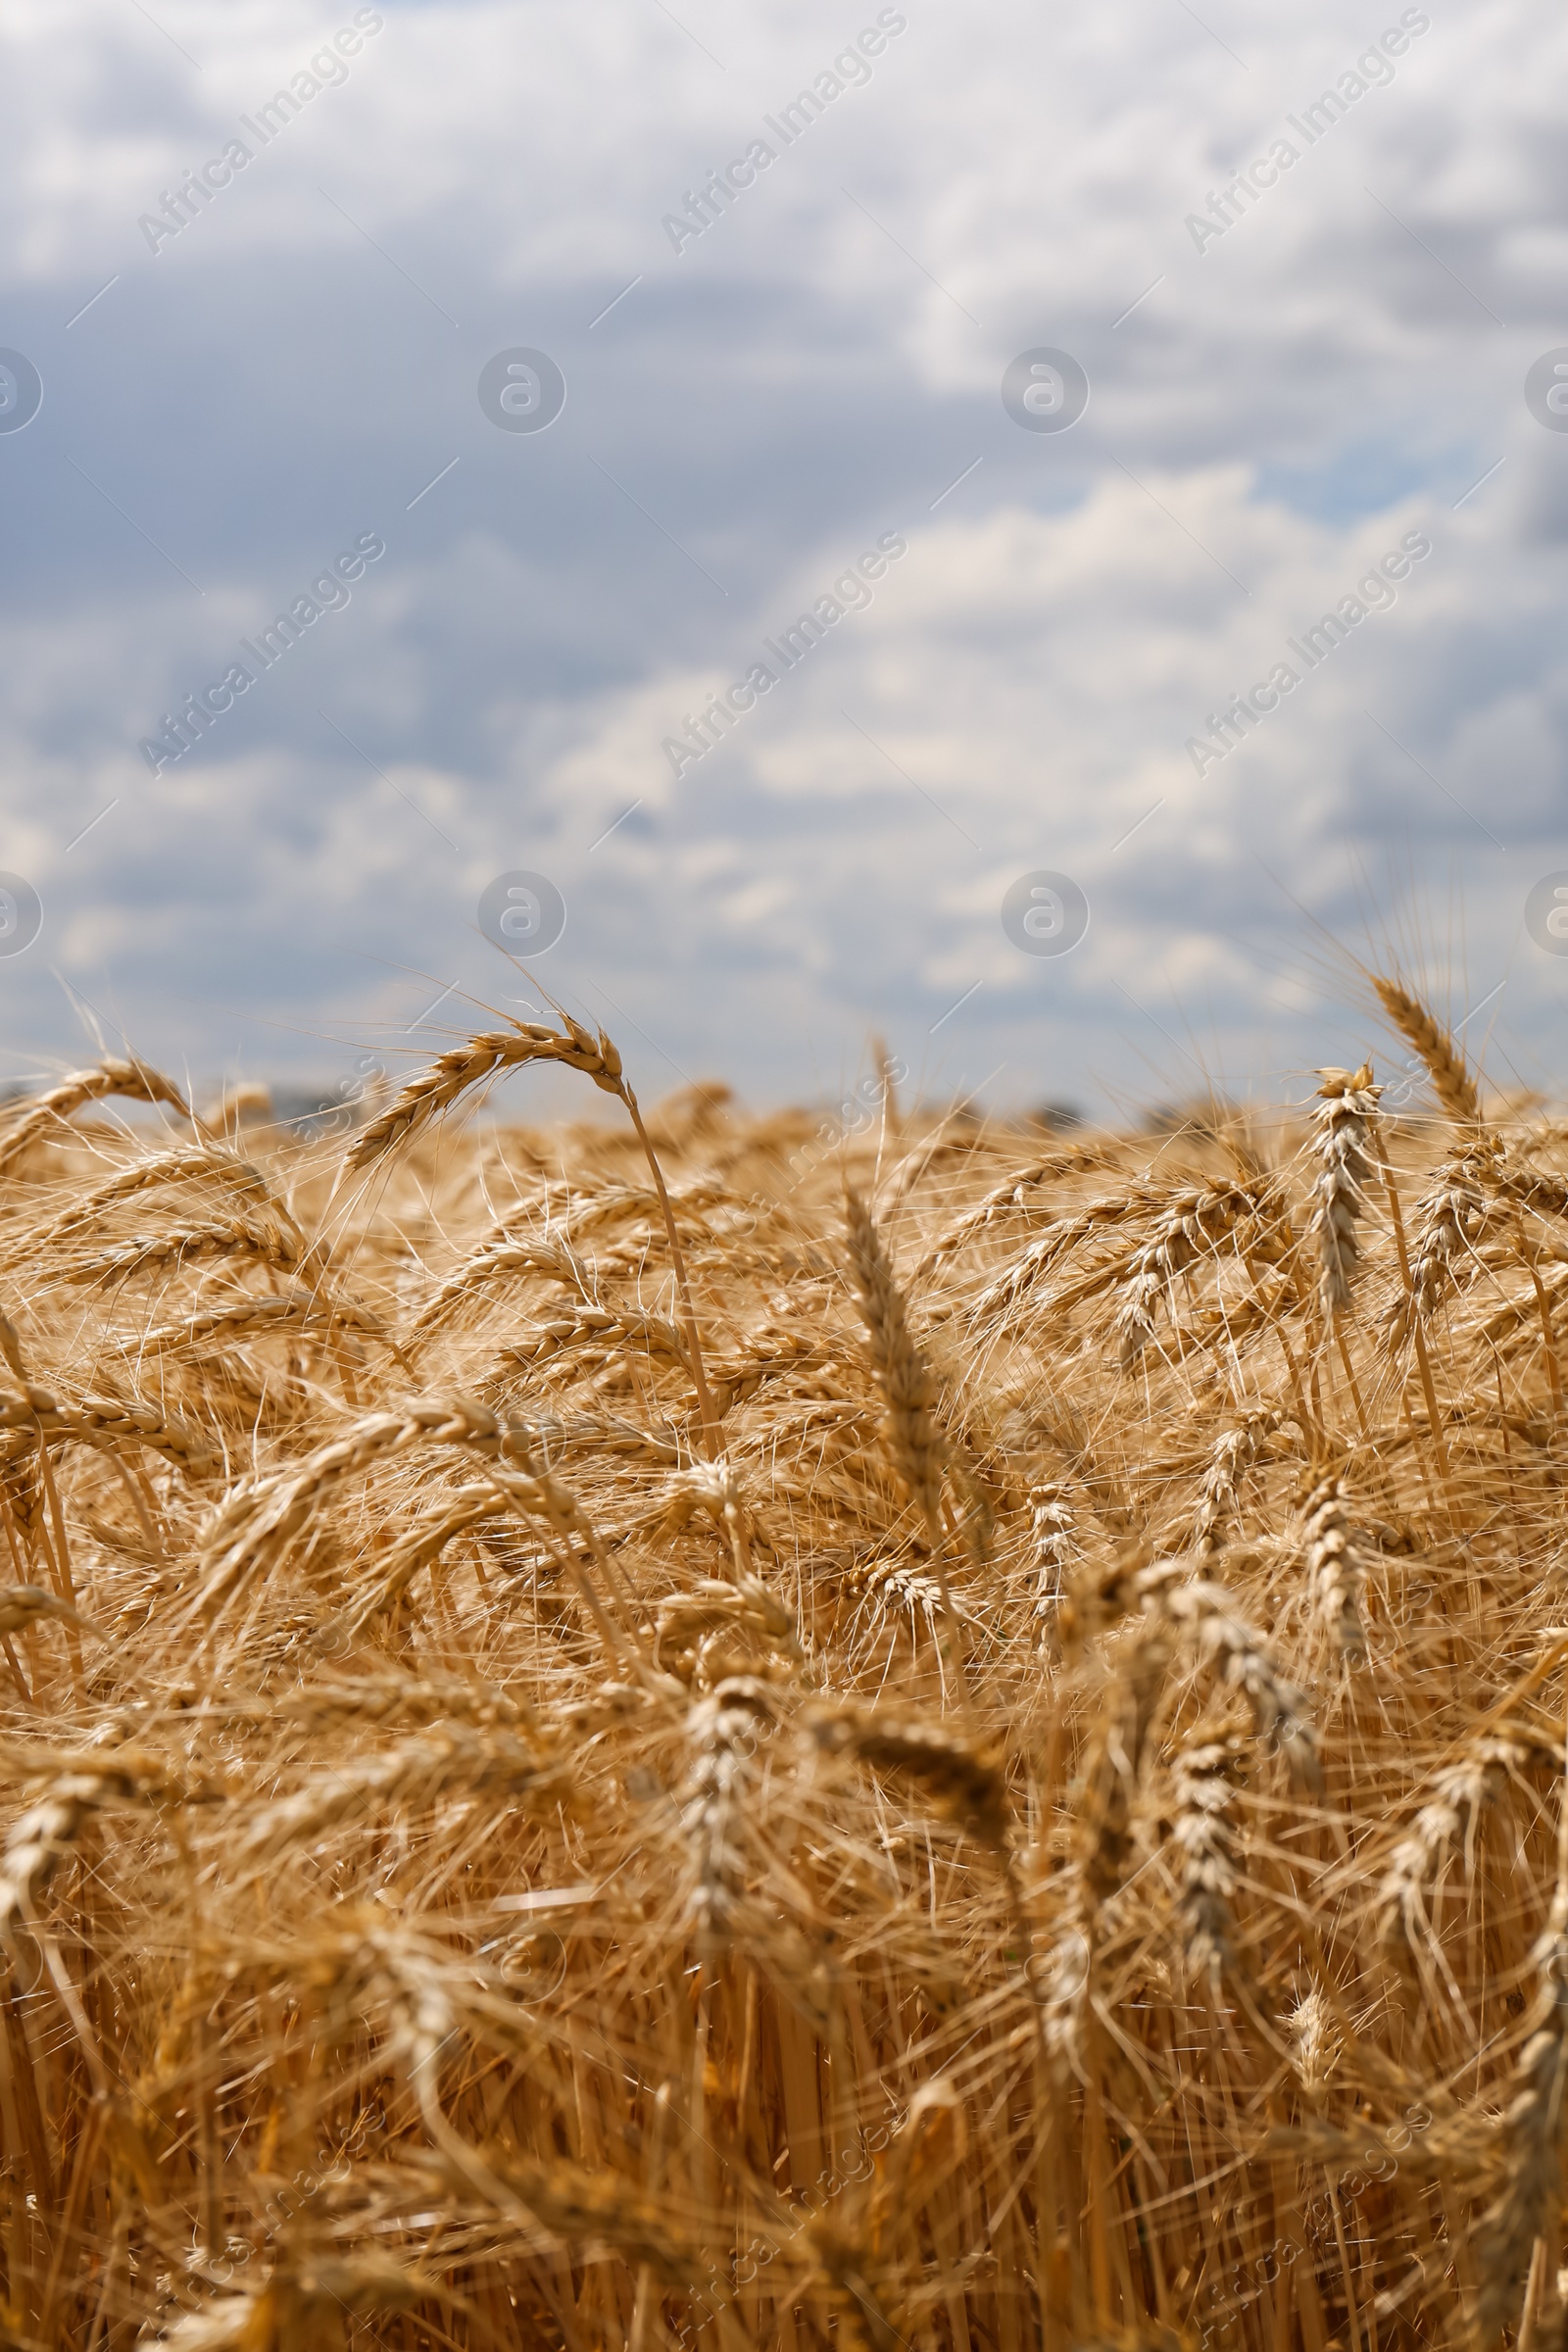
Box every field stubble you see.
[0,991,1557,2348]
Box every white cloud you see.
[0,0,1562,1112]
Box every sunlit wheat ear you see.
[314,1489,510,1650]
[1027,1478,1077,1630]
[139,1287,392,1358]
[1476,1888,1568,2347]
[1390,1142,1498,1343]
[681,1674,776,1943]
[1074,1619,1170,1911]
[495,1299,690,1379]
[1285,1984,1341,2094]
[842,1186,946,1543]
[1309,1063,1382,1313]
[0,1586,84,1638]
[63,1209,310,1286]
[1193,1409,1282,1557]
[0,1742,188,1936]
[661,1456,761,1582]
[32,1145,272,1247]
[347,1018,627,1171]
[1170,1714,1248,1982]
[347,1010,720,1446]
[1042,1612,1170,2066]
[1300,1473,1369,1664]
[1057,1544,1146,1660]
[193,1394,516,1619]
[236,1721,565,1872]
[706,1322,819,1417]
[1495,1155,1568,1219]
[847,1551,984,1653]
[0,1381,214,1518]
[411,1230,585,1334]
[808,1703,1010,1855]
[1377,1722,1559,1965]
[0,1056,196,1175]
[964,1180,1159,1326]
[655,1577,798,1686]
[266,1663,531,1733]
[914,1137,1121,1277]
[1138,1559,1318,1785]
[1112,1179,1267,1366]
[1372,972,1483,1128]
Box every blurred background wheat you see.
[0,981,1558,2349]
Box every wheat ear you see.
[1377,1721,1558,1962]
[32,1146,270,1245]
[63,1211,307,1285]
[1309,1064,1382,1313]
[843,1189,945,1542]
[0,1058,194,1175]
[1301,1474,1370,1664]
[808,1704,1009,1852]
[1170,1715,1247,1979]
[915,1140,1121,1276]
[1477,1889,1568,2346]
[346,1014,720,1449]
[1372,975,1483,1127]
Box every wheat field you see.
[0,984,1559,2350]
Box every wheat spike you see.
[34,1146,270,1245]
[843,1188,946,1541]
[1378,1723,1558,1961]
[1170,1715,1247,1978]
[347,1019,624,1172]
[1372,974,1483,1127]
[0,1058,193,1175]
[915,1139,1121,1276]
[64,1211,307,1285]
[1477,1890,1568,2346]
[1309,1063,1382,1312]
[1112,1181,1269,1366]
[1301,1473,1370,1664]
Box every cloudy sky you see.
[1,0,1565,1117]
